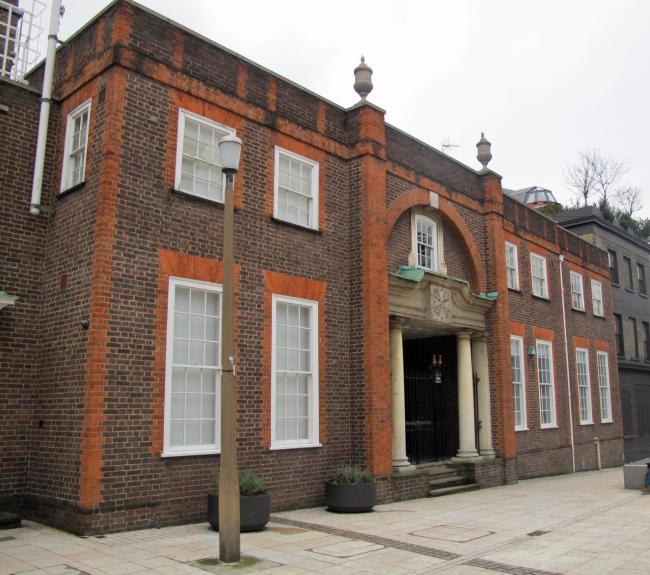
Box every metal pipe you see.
[559,255,577,473]
[594,437,602,470]
[30,0,62,215]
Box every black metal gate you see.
[404,363,457,463]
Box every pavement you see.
[1,467,649,575]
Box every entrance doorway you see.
[403,336,459,464]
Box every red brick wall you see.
[2,0,623,534]
[0,82,47,508]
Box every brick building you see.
[558,206,650,462]
[0,0,623,534]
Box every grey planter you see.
[325,481,377,513]
[207,493,271,532]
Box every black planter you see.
[325,481,377,513]
[207,493,271,532]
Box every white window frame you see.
[530,253,548,299]
[412,213,446,273]
[575,348,593,425]
[511,336,527,430]
[536,340,557,428]
[61,99,92,192]
[505,242,520,290]
[175,109,235,203]
[591,280,604,317]
[163,277,222,457]
[273,147,319,230]
[570,271,585,311]
[270,294,320,449]
[597,351,612,423]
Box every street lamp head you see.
[219,133,242,175]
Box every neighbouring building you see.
[558,206,650,462]
[0,0,624,534]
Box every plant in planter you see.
[325,465,377,513]
[208,470,271,532]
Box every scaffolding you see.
[0,0,45,82]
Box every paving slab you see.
[1,468,649,575]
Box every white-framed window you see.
[575,348,593,424]
[511,336,527,430]
[597,351,612,422]
[591,280,604,317]
[505,242,519,290]
[536,340,556,427]
[175,109,234,203]
[163,277,222,456]
[61,99,91,191]
[271,295,319,449]
[273,147,319,229]
[414,214,438,271]
[530,253,548,299]
[570,271,585,311]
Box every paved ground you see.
[1,467,649,575]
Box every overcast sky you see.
[43,0,650,217]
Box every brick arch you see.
[385,188,486,292]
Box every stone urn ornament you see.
[353,56,373,101]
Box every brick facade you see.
[0,0,623,534]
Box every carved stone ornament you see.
[430,285,452,323]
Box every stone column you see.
[455,331,480,459]
[472,334,495,458]
[390,318,414,472]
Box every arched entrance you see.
[388,271,495,470]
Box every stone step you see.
[428,483,480,498]
[0,511,22,529]
[428,475,469,488]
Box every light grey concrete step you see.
[428,483,480,497]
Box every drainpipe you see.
[559,255,576,473]
[594,436,602,470]
[29,0,63,215]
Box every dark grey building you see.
[558,206,650,462]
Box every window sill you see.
[171,188,225,206]
[515,427,529,432]
[532,294,550,302]
[60,181,86,196]
[540,424,559,430]
[269,442,322,451]
[579,421,594,426]
[162,449,220,457]
[640,293,648,299]
[624,288,635,294]
[612,283,620,288]
[593,313,605,319]
[508,287,522,294]
[601,419,614,424]
[572,307,586,314]
[271,216,320,234]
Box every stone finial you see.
[353,55,373,101]
[476,132,492,170]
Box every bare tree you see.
[564,150,628,206]
[592,152,628,203]
[613,185,643,217]
[564,151,598,206]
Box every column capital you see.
[457,330,472,341]
[389,315,407,330]
[472,332,488,343]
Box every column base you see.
[479,449,496,459]
[392,458,416,473]
[452,453,482,462]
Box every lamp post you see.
[217,133,242,563]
